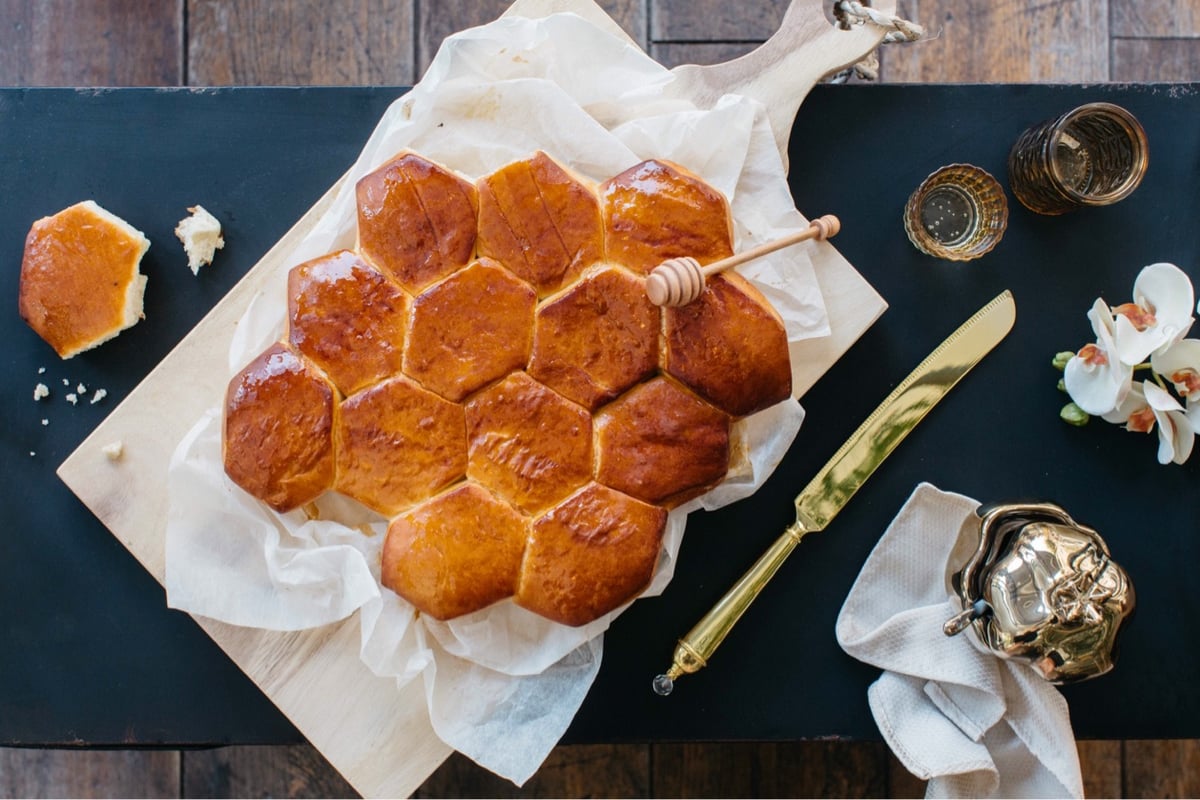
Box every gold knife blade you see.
[652,289,1016,696]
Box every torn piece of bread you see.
[174,205,224,275]
[18,200,150,359]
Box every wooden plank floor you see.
[2,0,1199,797]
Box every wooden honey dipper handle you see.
[645,214,840,307]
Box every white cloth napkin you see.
[835,483,1084,799]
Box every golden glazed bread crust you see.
[382,482,528,620]
[528,265,660,411]
[225,151,796,627]
[19,201,149,358]
[664,272,793,417]
[476,151,604,297]
[356,152,478,293]
[288,250,410,397]
[403,258,536,402]
[223,343,336,512]
[464,371,593,515]
[516,482,667,626]
[594,376,731,507]
[600,159,734,275]
[334,375,467,516]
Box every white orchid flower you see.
[1112,262,1195,366]
[1064,298,1132,415]
[1102,381,1153,430]
[1102,380,1195,465]
[1151,338,1200,403]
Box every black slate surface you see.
[0,87,400,745]
[1,84,1198,747]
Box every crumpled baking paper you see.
[166,8,828,785]
[836,483,1084,799]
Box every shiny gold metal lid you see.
[944,502,1135,684]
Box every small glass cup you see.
[903,164,1008,261]
[1008,102,1149,215]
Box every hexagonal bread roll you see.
[664,272,793,417]
[382,482,527,620]
[600,159,734,274]
[476,150,604,297]
[288,250,410,397]
[464,371,593,515]
[528,265,660,410]
[517,483,667,626]
[223,150,795,627]
[224,343,336,513]
[335,375,467,516]
[404,258,536,402]
[356,152,478,293]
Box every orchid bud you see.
[1052,351,1075,371]
[1060,402,1089,427]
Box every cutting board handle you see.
[671,0,897,165]
[503,0,897,166]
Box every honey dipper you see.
[644,214,840,307]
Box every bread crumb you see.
[66,393,78,405]
[101,441,124,461]
[175,205,224,275]
[41,418,48,426]
[62,378,69,386]
[37,367,46,374]
[33,383,49,400]
[76,383,86,394]
[29,451,35,457]
[91,388,108,404]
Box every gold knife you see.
[653,289,1017,695]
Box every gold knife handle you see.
[653,520,811,695]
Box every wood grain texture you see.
[650,0,788,41]
[887,739,1124,797]
[1112,38,1200,81]
[6,0,1200,797]
[1078,740,1122,799]
[665,0,892,164]
[886,752,927,798]
[1123,740,1200,798]
[0,0,181,86]
[651,741,888,798]
[52,5,888,793]
[182,744,359,799]
[417,0,646,78]
[55,175,453,800]
[879,0,1109,82]
[1112,0,1200,37]
[414,744,649,798]
[649,41,758,68]
[0,749,179,799]
[186,0,414,86]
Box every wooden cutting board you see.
[56,0,892,795]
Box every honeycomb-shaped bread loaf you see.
[223,151,793,627]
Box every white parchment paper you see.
[166,9,827,785]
